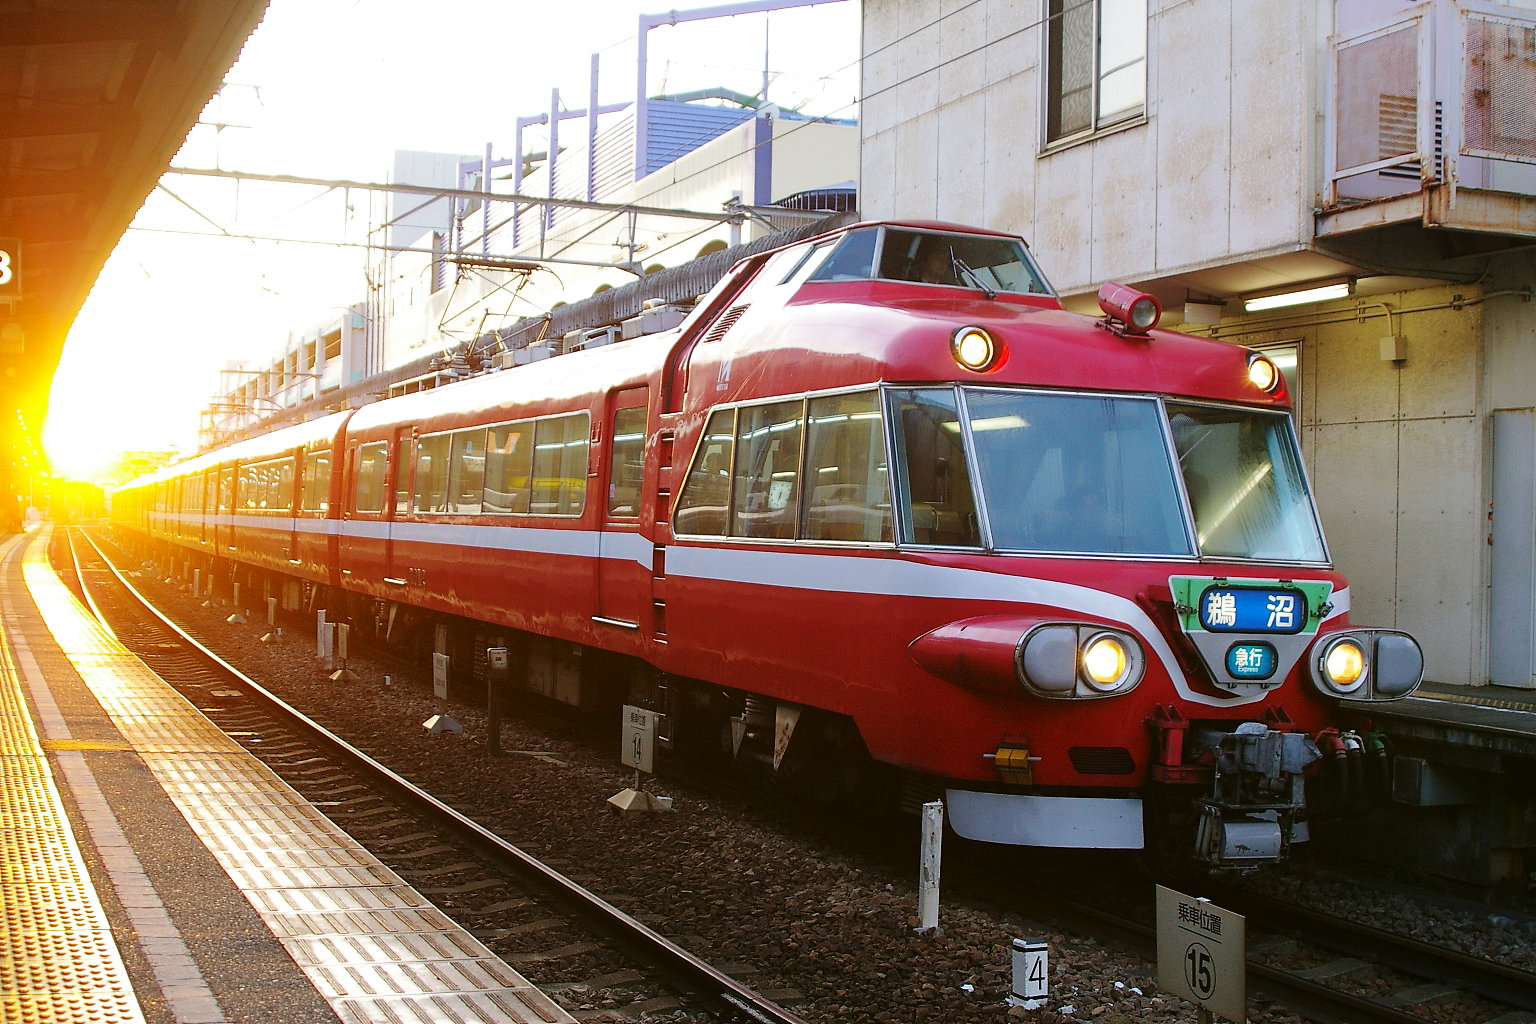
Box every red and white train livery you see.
[113,220,1424,868]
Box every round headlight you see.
[1081,633,1129,691]
[1322,637,1366,693]
[952,326,999,372]
[1128,296,1161,332]
[1248,355,1281,392]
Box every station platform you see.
[0,526,574,1024]
[1346,679,1536,763]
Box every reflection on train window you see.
[608,405,647,518]
[238,458,294,512]
[890,388,981,547]
[530,413,589,516]
[447,412,591,517]
[876,229,1051,295]
[806,227,880,282]
[219,467,235,515]
[484,423,533,514]
[674,409,736,537]
[354,442,387,513]
[413,433,450,512]
[302,445,331,512]
[448,430,487,513]
[732,399,803,539]
[1167,402,1325,562]
[967,390,1190,556]
[803,391,891,543]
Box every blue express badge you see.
[1197,586,1305,634]
[1226,642,1277,679]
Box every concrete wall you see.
[861,0,1323,294]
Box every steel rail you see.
[75,529,814,1024]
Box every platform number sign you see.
[0,238,17,296]
[1156,886,1245,1022]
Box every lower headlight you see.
[1018,624,1145,698]
[1082,633,1130,691]
[1322,637,1366,693]
[1308,630,1424,700]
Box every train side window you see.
[608,405,647,518]
[276,458,295,513]
[674,409,736,536]
[530,413,589,516]
[412,434,451,513]
[889,388,981,547]
[731,399,803,539]
[448,429,487,513]
[484,422,533,514]
[354,442,387,513]
[802,391,892,543]
[301,445,331,512]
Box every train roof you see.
[119,409,354,490]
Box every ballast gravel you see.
[119,558,1535,1024]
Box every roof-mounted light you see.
[951,326,1001,372]
[1096,282,1161,337]
[1248,353,1282,393]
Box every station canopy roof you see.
[0,0,270,469]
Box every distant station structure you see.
[198,0,858,452]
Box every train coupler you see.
[1193,722,1322,868]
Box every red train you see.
[113,220,1423,868]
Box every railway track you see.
[62,526,812,1024]
[67,527,1536,1024]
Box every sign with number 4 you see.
[1009,938,1047,1008]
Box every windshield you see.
[891,387,1328,563]
[1166,402,1326,562]
[807,227,1051,296]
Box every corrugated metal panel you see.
[592,118,635,201]
[644,100,755,176]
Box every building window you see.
[1045,0,1147,145]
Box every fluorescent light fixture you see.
[1243,282,1351,313]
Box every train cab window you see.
[889,389,982,547]
[484,423,533,514]
[413,433,451,513]
[802,391,892,543]
[806,227,880,282]
[448,429,487,513]
[877,229,1052,295]
[608,406,647,518]
[354,442,387,513]
[301,445,331,512]
[674,410,735,537]
[530,413,589,516]
[731,399,803,539]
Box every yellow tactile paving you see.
[0,531,147,1024]
[19,528,575,1024]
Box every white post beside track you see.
[315,609,332,665]
[915,800,943,935]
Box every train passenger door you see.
[215,465,236,551]
[595,387,650,628]
[340,438,392,588]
